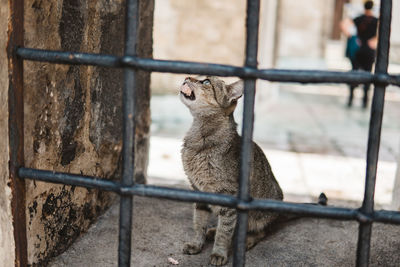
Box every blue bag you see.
[345,35,360,61]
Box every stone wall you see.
[0,1,16,266]
[2,0,153,265]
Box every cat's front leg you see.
[183,203,210,255]
[210,207,236,266]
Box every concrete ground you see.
[49,77,400,266]
[49,193,400,267]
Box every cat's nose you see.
[184,77,195,84]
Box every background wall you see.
[151,0,246,94]
[276,0,334,68]
[151,0,336,94]
[152,0,400,93]
[390,0,400,63]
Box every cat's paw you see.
[209,253,228,266]
[183,242,203,255]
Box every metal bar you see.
[16,48,120,66]
[233,1,260,266]
[18,167,400,224]
[118,0,139,266]
[18,168,121,193]
[372,210,400,224]
[356,1,392,267]
[7,0,28,266]
[16,48,400,86]
[17,172,400,222]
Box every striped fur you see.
[180,76,283,266]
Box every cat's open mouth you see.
[180,83,196,101]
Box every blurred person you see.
[341,0,378,108]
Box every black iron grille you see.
[10,0,400,266]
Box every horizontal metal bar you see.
[18,167,236,206]
[17,47,120,66]
[249,199,358,220]
[16,47,400,86]
[19,167,121,193]
[123,184,236,207]
[18,167,400,224]
[373,209,400,224]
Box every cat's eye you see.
[202,79,211,85]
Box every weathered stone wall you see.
[20,0,153,265]
[276,0,334,62]
[0,1,16,266]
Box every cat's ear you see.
[227,80,244,103]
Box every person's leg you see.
[348,85,356,107]
[348,59,358,107]
[363,83,370,109]
[361,48,375,109]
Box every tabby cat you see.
[180,76,283,266]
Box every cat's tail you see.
[276,192,328,223]
[317,192,328,206]
[204,193,328,242]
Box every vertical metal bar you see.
[233,0,260,266]
[7,0,28,266]
[356,1,392,266]
[118,0,138,266]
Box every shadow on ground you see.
[49,182,400,267]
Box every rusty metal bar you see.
[356,1,392,266]
[7,0,28,266]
